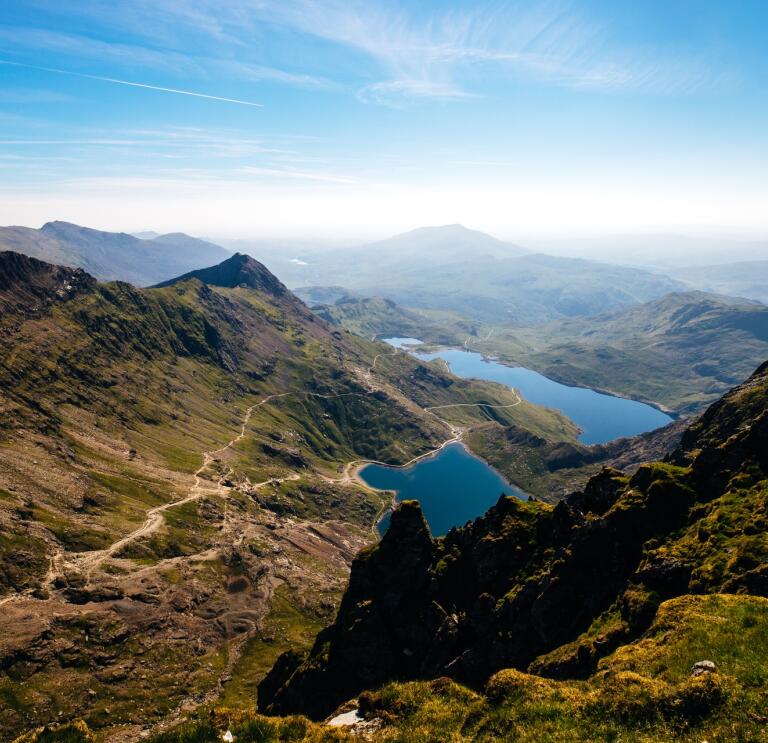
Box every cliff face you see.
[259,362,768,720]
[0,251,96,315]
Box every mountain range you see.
[671,260,768,305]
[2,223,767,743]
[267,224,689,324]
[0,221,232,286]
[313,289,768,414]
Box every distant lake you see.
[359,442,525,537]
[384,340,673,445]
[382,337,423,349]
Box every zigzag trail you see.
[54,390,382,586]
[0,346,523,606]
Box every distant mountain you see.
[525,233,768,270]
[358,224,529,263]
[270,225,685,324]
[259,224,530,291]
[0,221,231,286]
[150,231,233,264]
[293,285,358,307]
[348,251,685,324]
[671,260,768,305]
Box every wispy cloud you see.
[132,0,719,103]
[358,79,474,107]
[0,60,263,107]
[3,2,719,107]
[217,60,340,92]
[0,25,334,98]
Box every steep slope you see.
[0,251,96,315]
[0,222,231,286]
[0,251,572,741]
[259,361,768,720]
[155,251,289,298]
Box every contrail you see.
[0,59,263,107]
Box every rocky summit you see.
[155,252,289,298]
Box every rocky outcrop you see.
[0,251,96,315]
[259,362,768,720]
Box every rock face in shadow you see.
[0,251,96,314]
[259,362,768,720]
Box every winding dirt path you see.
[1,345,522,603]
[57,390,381,584]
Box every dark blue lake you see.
[409,347,673,445]
[359,442,525,537]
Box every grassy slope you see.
[247,360,767,732]
[8,263,767,743]
[0,254,581,741]
[356,594,768,743]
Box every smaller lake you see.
[359,442,525,537]
[383,337,423,349]
[404,346,673,445]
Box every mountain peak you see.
[364,224,528,258]
[155,252,287,296]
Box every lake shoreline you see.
[418,341,678,419]
[405,343,674,445]
[358,440,527,537]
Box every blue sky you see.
[0,0,766,239]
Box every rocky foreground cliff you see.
[258,361,768,729]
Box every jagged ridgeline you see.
[0,249,553,740]
[256,362,768,739]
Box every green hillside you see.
[0,251,574,741]
[57,358,768,743]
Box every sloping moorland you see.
[53,353,768,743]
[0,249,575,741]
